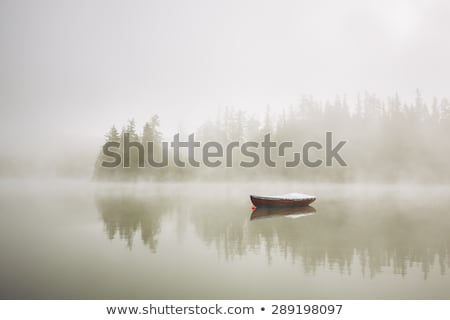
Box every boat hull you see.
[250,195,316,208]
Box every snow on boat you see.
[250,206,316,220]
[250,192,316,208]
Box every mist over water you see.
[1,0,450,300]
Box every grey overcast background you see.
[0,0,449,172]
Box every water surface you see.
[0,180,449,299]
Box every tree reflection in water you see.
[95,185,450,278]
[96,194,168,252]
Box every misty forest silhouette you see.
[94,91,450,182]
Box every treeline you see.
[94,91,450,182]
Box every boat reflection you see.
[250,206,316,220]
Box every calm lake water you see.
[0,179,449,299]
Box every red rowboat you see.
[250,193,316,208]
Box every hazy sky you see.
[1,0,449,154]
